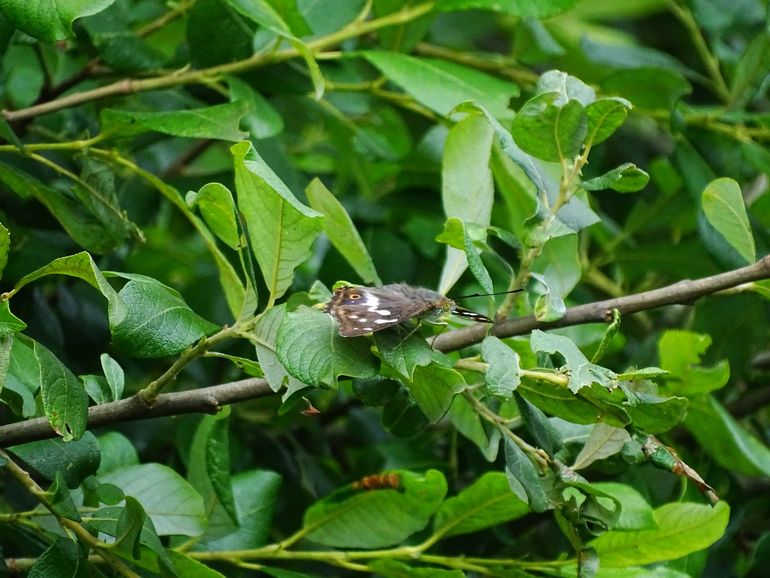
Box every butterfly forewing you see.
[326,284,440,336]
[325,283,492,336]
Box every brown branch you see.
[0,378,272,448]
[2,257,770,448]
[1,2,435,123]
[434,255,770,352]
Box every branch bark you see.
[434,255,770,352]
[1,3,435,123]
[2,256,769,448]
[0,378,272,448]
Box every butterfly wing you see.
[325,284,438,337]
[325,286,406,336]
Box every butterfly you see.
[324,283,494,337]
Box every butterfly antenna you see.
[452,288,524,300]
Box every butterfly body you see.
[324,283,493,337]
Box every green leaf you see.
[582,568,692,578]
[186,183,241,250]
[0,158,122,253]
[208,352,263,377]
[0,300,26,336]
[228,76,284,139]
[167,550,227,577]
[382,387,431,437]
[730,31,770,108]
[223,0,290,34]
[99,463,206,536]
[407,363,466,423]
[515,392,563,455]
[224,0,325,99]
[114,496,146,559]
[684,394,770,477]
[512,93,587,162]
[434,471,529,538]
[537,70,596,106]
[87,503,171,567]
[439,114,495,293]
[582,37,695,77]
[373,331,433,381]
[0,220,9,279]
[361,51,519,121]
[252,305,300,392]
[276,305,378,386]
[481,336,520,398]
[434,217,465,250]
[518,381,628,428]
[188,410,237,526]
[701,177,755,265]
[9,252,126,325]
[97,432,139,476]
[100,353,124,402]
[232,141,324,302]
[590,501,730,566]
[46,471,80,520]
[32,340,88,442]
[369,560,464,578]
[0,117,23,151]
[584,98,631,147]
[532,234,581,300]
[530,330,617,393]
[259,568,317,578]
[601,68,692,110]
[572,424,631,470]
[621,392,688,434]
[463,223,494,294]
[303,469,447,548]
[589,482,657,531]
[442,115,495,223]
[9,433,100,487]
[658,330,730,396]
[132,168,251,319]
[82,374,111,406]
[0,332,12,396]
[0,0,115,41]
[583,163,650,193]
[530,272,567,322]
[110,275,218,358]
[28,540,82,578]
[101,102,249,141]
[437,0,578,19]
[306,178,381,285]
[458,101,549,197]
[448,394,501,461]
[504,437,548,512]
[75,155,141,245]
[2,45,44,109]
[196,469,282,550]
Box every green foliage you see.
[1,0,769,576]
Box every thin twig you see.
[2,3,436,122]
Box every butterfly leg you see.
[427,321,449,350]
[394,320,424,348]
